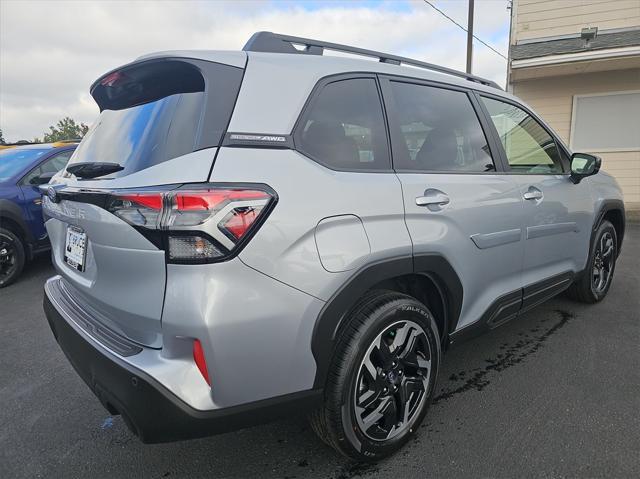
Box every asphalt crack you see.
[433,309,575,403]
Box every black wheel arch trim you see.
[310,253,463,389]
[592,199,625,257]
[0,199,33,243]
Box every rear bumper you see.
[43,281,322,443]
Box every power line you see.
[422,0,507,60]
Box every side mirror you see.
[29,171,56,185]
[570,153,601,184]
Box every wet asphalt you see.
[1,224,638,479]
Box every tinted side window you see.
[297,78,389,171]
[481,97,564,174]
[42,150,73,173]
[388,82,495,172]
[22,150,73,184]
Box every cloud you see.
[0,0,510,141]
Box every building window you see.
[571,91,640,152]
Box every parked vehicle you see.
[42,32,625,461]
[0,141,77,287]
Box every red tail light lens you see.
[168,189,271,229]
[107,185,276,263]
[118,193,163,210]
[109,193,163,228]
[175,190,269,211]
[193,339,211,386]
[219,207,264,240]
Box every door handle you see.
[523,186,543,201]
[416,192,450,207]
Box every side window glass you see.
[388,82,495,172]
[481,97,564,174]
[297,78,389,171]
[41,151,73,173]
[22,166,43,185]
[21,150,73,185]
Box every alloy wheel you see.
[0,239,17,284]
[353,320,432,441]
[592,231,614,294]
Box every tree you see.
[0,128,5,144]
[42,117,89,143]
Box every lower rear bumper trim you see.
[43,287,322,443]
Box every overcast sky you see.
[0,0,511,142]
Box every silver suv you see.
[42,32,625,461]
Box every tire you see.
[0,227,26,288]
[310,290,441,461]
[567,220,617,303]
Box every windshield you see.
[0,149,49,182]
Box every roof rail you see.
[243,31,501,90]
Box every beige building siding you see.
[512,68,640,204]
[514,0,640,42]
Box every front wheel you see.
[567,220,618,303]
[0,227,26,288]
[310,291,441,461]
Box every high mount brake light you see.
[107,186,276,263]
[100,71,127,87]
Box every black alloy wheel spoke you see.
[593,231,614,294]
[0,241,16,277]
[397,377,425,426]
[372,339,394,369]
[381,396,399,433]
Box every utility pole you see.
[466,0,474,74]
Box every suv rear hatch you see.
[43,54,246,348]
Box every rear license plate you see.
[64,226,87,272]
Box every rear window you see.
[70,91,205,177]
[67,59,243,178]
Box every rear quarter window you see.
[295,77,390,171]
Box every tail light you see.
[107,185,276,263]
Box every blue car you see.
[0,142,77,287]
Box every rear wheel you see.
[310,291,440,461]
[0,227,26,288]
[567,220,617,303]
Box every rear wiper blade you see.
[66,162,124,179]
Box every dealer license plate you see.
[64,226,87,272]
